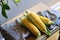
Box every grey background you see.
[0,0,60,24]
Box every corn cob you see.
[24,14,44,32]
[21,18,41,36]
[26,10,47,32]
[38,15,54,24]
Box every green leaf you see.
[2,2,10,10]
[15,0,20,3]
[2,7,8,18]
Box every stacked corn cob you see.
[21,18,41,37]
[20,10,54,37]
[26,10,47,32]
[38,15,54,25]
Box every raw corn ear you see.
[26,10,47,32]
[38,15,54,25]
[21,18,41,37]
[24,13,45,32]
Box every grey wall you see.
[0,0,41,24]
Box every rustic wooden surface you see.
[47,30,60,40]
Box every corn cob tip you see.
[38,32,41,37]
[20,17,25,21]
[26,10,30,13]
[36,33,41,38]
[26,10,33,14]
[26,10,28,13]
[49,21,54,25]
[23,14,27,17]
